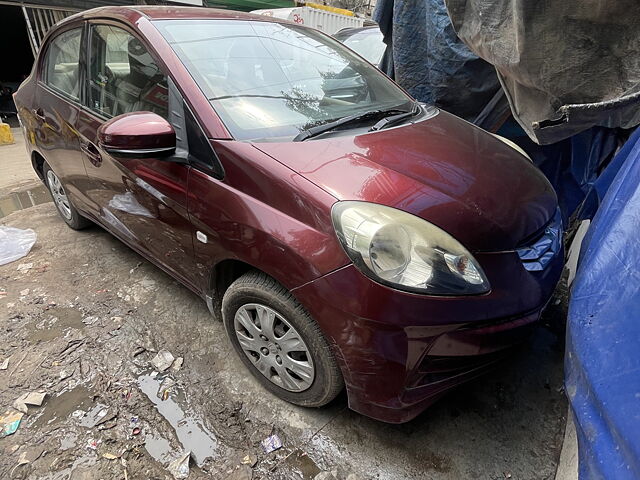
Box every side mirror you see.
[98,112,176,158]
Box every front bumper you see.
[292,247,564,423]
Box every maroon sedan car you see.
[14,6,562,423]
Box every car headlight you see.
[331,201,490,295]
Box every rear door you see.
[35,25,89,210]
[76,21,198,289]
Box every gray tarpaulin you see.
[445,0,640,144]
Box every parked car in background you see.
[14,6,563,423]
[335,25,386,67]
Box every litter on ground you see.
[151,350,175,372]
[261,434,283,454]
[167,451,191,479]
[0,226,37,266]
[0,411,23,437]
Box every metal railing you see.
[0,1,78,56]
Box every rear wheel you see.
[222,271,344,407]
[44,163,91,230]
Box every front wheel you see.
[44,163,91,230]
[222,271,344,407]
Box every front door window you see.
[87,25,168,119]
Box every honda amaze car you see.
[14,6,563,423]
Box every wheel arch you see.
[31,150,46,182]
[207,258,255,321]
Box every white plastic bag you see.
[0,226,37,266]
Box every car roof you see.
[63,5,289,26]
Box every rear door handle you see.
[80,141,102,167]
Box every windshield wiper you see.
[293,106,414,142]
[368,102,421,132]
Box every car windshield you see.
[334,28,386,66]
[154,19,412,141]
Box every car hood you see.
[252,110,557,252]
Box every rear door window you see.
[43,28,83,101]
[87,24,168,119]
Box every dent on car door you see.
[35,26,89,209]
[75,23,198,289]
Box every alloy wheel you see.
[46,169,72,220]
[233,303,315,392]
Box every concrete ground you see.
[0,128,40,195]
[0,136,569,479]
[555,410,578,480]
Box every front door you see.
[76,22,197,289]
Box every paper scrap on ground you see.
[261,434,283,453]
[0,411,24,437]
[151,350,175,372]
[168,451,191,479]
[13,391,46,413]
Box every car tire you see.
[43,163,91,230]
[222,271,344,407]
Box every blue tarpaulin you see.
[498,121,624,224]
[565,126,640,479]
[373,0,501,122]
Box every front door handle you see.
[33,108,45,121]
[80,141,102,167]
